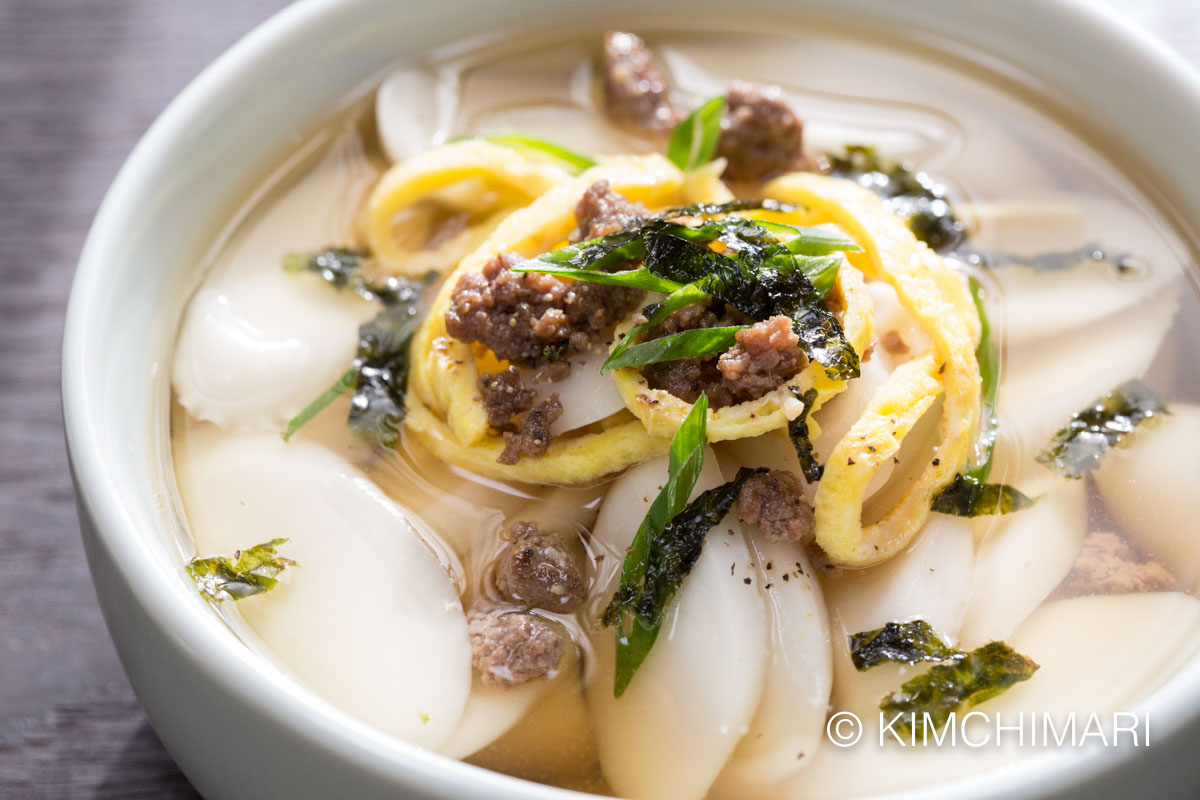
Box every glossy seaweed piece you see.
[849,619,961,671]
[514,209,860,380]
[186,538,297,603]
[283,246,430,305]
[787,386,823,483]
[879,641,1039,737]
[346,302,422,446]
[642,229,859,380]
[931,474,1036,517]
[281,252,428,445]
[827,144,965,253]
[603,464,766,696]
[1036,379,1167,479]
[603,397,710,697]
[627,467,764,626]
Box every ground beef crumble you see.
[477,367,562,465]
[806,543,843,579]
[879,330,910,356]
[466,599,564,688]
[498,395,562,466]
[445,251,642,370]
[645,298,742,337]
[495,522,586,612]
[478,366,535,430]
[738,470,816,544]
[448,209,648,466]
[717,316,807,399]
[601,31,679,133]
[717,82,810,182]
[1055,531,1176,597]
[569,180,651,243]
[641,304,806,408]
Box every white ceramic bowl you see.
[63,1,1200,797]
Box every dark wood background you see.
[0,1,1195,797]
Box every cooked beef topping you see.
[738,469,816,544]
[646,298,746,337]
[445,251,642,369]
[641,304,805,408]
[717,82,808,182]
[498,394,562,465]
[1055,531,1176,597]
[717,316,807,399]
[879,329,910,356]
[640,300,743,407]
[643,358,732,407]
[569,180,651,243]
[479,367,535,431]
[601,31,679,133]
[467,599,564,687]
[476,368,561,465]
[495,522,586,611]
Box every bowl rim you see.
[62,0,1200,798]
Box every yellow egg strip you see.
[405,396,669,485]
[764,172,981,567]
[406,154,686,484]
[813,354,943,564]
[361,140,571,275]
[609,262,873,441]
[679,158,735,205]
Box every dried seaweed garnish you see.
[828,144,965,253]
[603,461,763,697]
[345,302,423,446]
[879,641,1039,737]
[787,386,823,483]
[281,249,429,445]
[849,620,960,670]
[513,207,861,379]
[187,538,297,603]
[601,396,768,696]
[283,246,431,305]
[931,474,1036,517]
[601,395,709,697]
[509,199,795,277]
[283,247,366,287]
[850,619,1039,735]
[932,278,1035,516]
[640,223,858,379]
[1036,379,1167,479]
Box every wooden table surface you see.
[0,1,1196,797]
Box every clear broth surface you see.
[170,22,1200,798]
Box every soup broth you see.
[170,22,1200,799]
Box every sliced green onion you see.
[666,96,726,171]
[603,326,748,371]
